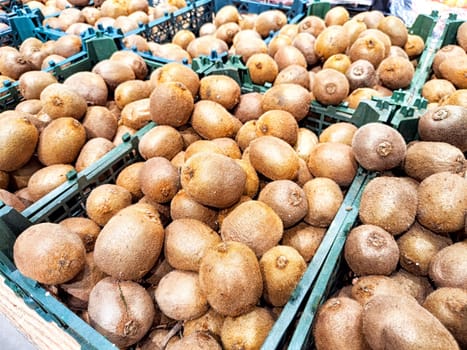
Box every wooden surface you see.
[0,274,80,350]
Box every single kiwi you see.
[150,62,200,99]
[439,55,467,89]
[110,50,148,80]
[282,222,325,262]
[172,29,196,50]
[139,157,180,204]
[233,29,262,46]
[75,137,115,172]
[59,217,101,252]
[235,120,258,151]
[273,64,310,89]
[221,200,283,257]
[138,125,184,161]
[155,270,208,321]
[359,176,418,235]
[15,99,43,115]
[14,223,86,285]
[221,307,274,349]
[114,80,151,109]
[0,189,26,212]
[344,224,399,276]
[274,45,307,71]
[184,140,224,160]
[88,277,155,348]
[397,222,452,276]
[186,35,228,58]
[164,218,221,272]
[377,56,414,90]
[345,59,378,91]
[432,45,465,78]
[91,59,136,91]
[214,5,240,27]
[138,329,180,350]
[377,16,408,47]
[325,6,349,26]
[319,122,358,145]
[233,92,264,123]
[313,297,368,350]
[344,87,382,109]
[82,105,118,140]
[303,177,343,228]
[389,45,410,59]
[235,158,259,198]
[179,125,202,149]
[294,127,319,161]
[262,83,312,121]
[63,71,108,106]
[169,332,221,350]
[254,10,287,38]
[215,22,241,46]
[233,36,268,63]
[0,49,33,80]
[351,275,409,305]
[18,71,57,100]
[417,172,467,234]
[404,34,425,58]
[423,287,467,347]
[255,109,299,146]
[343,19,368,47]
[313,68,349,106]
[457,22,467,51]
[351,122,407,171]
[314,25,349,62]
[268,35,293,59]
[278,23,298,38]
[421,79,457,103]
[298,15,325,37]
[440,89,467,108]
[199,75,241,110]
[307,142,358,187]
[429,241,467,289]
[348,35,386,69]
[390,269,433,305]
[323,54,352,74]
[184,308,225,342]
[199,241,263,317]
[27,164,75,201]
[292,32,319,67]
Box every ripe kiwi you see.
[233,36,268,63]
[221,200,283,257]
[170,190,219,231]
[439,55,467,89]
[359,176,418,235]
[82,106,118,140]
[199,241,263,317]
[262,83,312,121]
[18,71,57,100]
[233,92,264,123]
[345,87,382,109]
[345,59,378,91]
[343,19,368,47]
[390,269,433,304]
[377,56,414,90]
[423,287,467,347]
[457,22,467,51]
[0,49,33,80]
[377,16,408,47]
[432,45,466,78]
[59,217,101,252]
[274,45,307,71]
[429,241,467,289]
[351,122,407,171]
[110,50,148,80]
[313,297,368,350]
[292,32,319,67]
[114,80,151,110]
[184,140,224,160]
[235,158,259,198]
[0,114,38,172]
[324,6,349,26]
[274,64,310,89]
[0,189,26,212]
[214,5,239,27]
[155,270,208,321]
[404,34,425,58]
[319,122,358,146]
[313,68,349,106]
[254,10,287,38]
[215,22,241,46]
[307,142,358,187]
[150,62,200,99]
[91,59,136,91]
[267,34,293,57]
[247,53,279,85]
[344,224,399,276]
[314,25,349,62]
[191,100,242,140]
[88,277,155,348]
[186,35,228,58]
[15,99,43,115]
[63,71,108,106]
[298,15,325,37]
[184,308,225,341]
[199,75,241,110]
[278,23,298,38]
[14,223,86,285]
[169,332,221,350]
[260,245,306,306]
[164,218,221,272]
[179,126,202,149]
[172,29,196,50]
[75,137,115,172]
[282,222,325,262]
[221,307,274,349]
[323,54,351,74]
[255,109,298,146]
[181,152,246,208]
[351,275,409,305]
[93,203,164,280]
[138,125,184,161]
[403,141,465,181]
[397,222,452,276]
[303,177,343,228]
[349,35,387,69]
[211,137,242,159]
[235,120,258,151]
[294,127,318,161]
[421,79,456,103]
[27,164,75,201]
[417,172,467,234]
[418,105,467,152]
[139,157,180,204]
[389,45,409,59]
[440,90,467,108]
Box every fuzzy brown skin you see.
[92,59,135,91]
[314,26,349,62]
[110,50,148,80]
[255,110,299,146]
[351,275,409,306]
[458,22,467,51]
[199,75,241,110]
[345,88,381,109]
[423,287,467,348]
[417,172,467,234]
[139,157,180,204]
[60,217,101,252]
[349,36,386,69]
[390,269,433,304]
[234,159,259,198]
[221,200,283,257]
[439,55,467,89]
[377,56,414,90]
[429,241,467,289]
[114,80,151,110]
[403,141,466,181]
[397,222,452,276]
[180,152,246,209]
[172,29,196,50]
[0,115,38,172]
[199,242,263,317]
[294,128,319,161]
[14,223,86,285]
[212,137,242,159]
[235,121,258,151]
[184,308,225,341]
[93,203,164,280]
[274,64,310,89]
[82,106,118,140]
[0,49,33,80]
[298,15,325,37]
[404,34,425,58]
[303,177,343,228]
[345,59,378,91]
[116,161,144,201]
[432,45,465,77]
[274,45,307,72]
[85,184,132,227]
[363,295,459,350]
[75,137,115,172]
[313,68,350,106]
[27,164,75,201]
[0,189,26,212]
[313,297,370,350]
[63,71,108,106]
[187,36,228,58]
[38,117,87,166]
[262,83,312,121]
[235,37,268,63]
[169,332,221,350]
[377,16,408,47]
[221,307,274,350]
[233,92,264,123]
[254,10,287,38]
[164,218,221,272]
[282,222,326,262]
[421,79,456,104]
[260,245,306,306]
[138,125,184,161]
[344,224,399,276]
[359,176,418,235]
[292,33,319,66]
[19,71,57,100]
[0,170,8,189]
[88,277,156,348]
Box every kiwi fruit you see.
[14,223,86,285]
[110,50,148,80]
[93,203,165,280]
[235,120,258,151]
[429,241,467,289]
[0,189,26,212]
[313,68,349,106]
[215,22,241,46]
[63,71,108,106]
[404,34,425,58]
[258,180,308,228]
[344,224,399,276]
[234,158,259,198]
[345,87,381,109]
[294,127,319,161]
[74,137,116,172]
[59,217,101,252]
[297,15,325,37]
[351,275,409,306]
[313,297,368,350]
[221,200,283,257]
[0,170,8,190]
[262,83,312,121]
[187,35,228,58]
[139,157,180,204]
[233,92,264,123]
[155,270,208,321]
[403,141,465,181]
[439,55,467,89]
[440,89,467,108]
[88,277,155,348]
[377,56,414,90]
[423,287,467,347]
[292,32,319,66]
[183,308,225,341]
[323,54,351,74]
[15,99,43,115]
[314,25,349,62]
[0,114,39,172]
[421,79,457,104]
[418,105,467,152]
[199,241,263,317]
[82,106,118,140]
[221,307,274,349]
[27,164,75,201]
[303,177,343,228]
[255,109,299,146]
[457,22,467,51]
[114,80,151,110]
[184,140,224,160]
[234,36,268,63]
[273,64,310,89]
[254,10,287,38]
[199,75,241,110]
[181,152,246,208]
[432,45,465,78]
[351,122,407,171]
[18,71,57,100]
[169,332,221,350]
[274,45,307,71]
[164,218,221,272]
[397,222,452,276]
[417,172,466,234]
[214,5,239,27]
[345,59,378,91]
[172,29,196,50]
[282,222,325,262]
[389,45,410,59]
[319,122,358,145]
[348,35,386,69]
[343,19,367,47]
[138,125,184,161]
[390,269,433,304]
[150,62,200,99]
